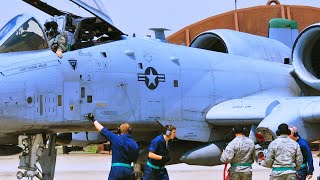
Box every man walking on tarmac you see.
[220,124,255,180]
[88,113,139,180]
[258,123,303,180]
[143,125,176,180]
[289,126,314,180]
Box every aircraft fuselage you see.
[0,37,300,138]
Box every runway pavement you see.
[0,152,319,180]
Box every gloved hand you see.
[87,113,96,122]
[162,155,171,162]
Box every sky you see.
[0,0,320,38]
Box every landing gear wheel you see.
[16,134,57,180]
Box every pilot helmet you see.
[44,17,58,37]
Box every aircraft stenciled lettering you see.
[1,61,58,76]
[13,63,42,72]
[19,63,48,72]
[100,111,118,115]
[232,105,252,109]
[138,67,165,90]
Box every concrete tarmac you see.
[0,153,319,180]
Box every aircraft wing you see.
[206,98,281,126]
[205,96,320,144]
[157,98,280,142]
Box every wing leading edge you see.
[206,98,280,126]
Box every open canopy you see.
[22,0,124,35]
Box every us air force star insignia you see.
[138,67,165,90]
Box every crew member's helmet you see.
[44,17,58,37]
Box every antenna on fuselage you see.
[149,28,170,43]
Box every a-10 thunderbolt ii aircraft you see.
[1,0,320,179]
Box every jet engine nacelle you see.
[56,132,108,147]
[190,29,291,63]
[292,23,320,90]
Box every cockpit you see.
[0,0,124,54]
[56,14,122,50]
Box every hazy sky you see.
[1,0,319,37]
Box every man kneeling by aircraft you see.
[88,113,139,180]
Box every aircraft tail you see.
[268,18,298,48]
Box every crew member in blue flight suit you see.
[88,113,139,180]
[143,125,177,180]
[289,126,314,180]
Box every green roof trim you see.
[269,18,298,29]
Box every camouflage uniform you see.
[220,135,255,180]
[49,33,67,53]
[259,135,303,180]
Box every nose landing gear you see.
[16,134,57,180]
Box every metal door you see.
[63,81,80,120]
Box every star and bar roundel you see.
[138,67,165,90]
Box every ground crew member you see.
[289,126,314,180]
[87,113,139,180]
[258,123,303,180]
[44,17,67,58]
[220,124,255,180]
[143,125,176,180]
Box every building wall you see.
[167,4,320,46]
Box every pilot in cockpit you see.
[44,17,67,58]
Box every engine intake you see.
[292,23,320,90]
[190,29,291,63]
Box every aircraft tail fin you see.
[268,18,298,48]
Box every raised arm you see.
[87,113,117,142]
